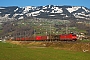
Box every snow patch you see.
[0,8,5,9]
[60,14,65,15]
[82,7,90,12]
[13,14,23,17]
[51,7,63,13]
[26,10,40,17]
[75,15,85,18]
[40,10,44,12]
[48,15,55,16]
[31,11,40,14]
[4,14,10,17]
[65,15,68,17]
[43,6,47,9]
[23,6,36,14]
[18,16,23,19]
[66,6,81,13]
[14,8,18,12]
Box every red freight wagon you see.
[21,37,25,41]
[24,37,30,41]
[16,37,25,41]
[36,36,47,40]
[16,38,21,41]
[28,37,36,40]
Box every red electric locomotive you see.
[60,33,77,41]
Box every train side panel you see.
[36,36,47,41]
[15,38,20,41]
[60,34,77,41]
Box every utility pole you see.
[50,24,51,42]
[64,20,68,34]
[46,29,47,36]
[24,31,26,41]
[34,29,36,41]
[66,24,68,34]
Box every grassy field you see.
[80,39,90,43]
[0,42,90,60]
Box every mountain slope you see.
[0,5,90,20]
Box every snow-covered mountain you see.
[0,5,90,20]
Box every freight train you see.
[14,33,77,41]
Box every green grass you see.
[0,42,90,60]
[80,39,90,42]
